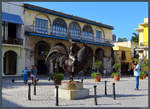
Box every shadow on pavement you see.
[88,93,147,99]
[2,97,23,107]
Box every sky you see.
[25,2,148,41]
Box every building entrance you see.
[35,41,50,75]
[4,51,17,75]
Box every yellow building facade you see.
[24,4,114,75]
[136,18,148,60]
[113,42,133,75]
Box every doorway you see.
[4,51,17,75]
[35,41,50,75]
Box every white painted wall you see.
[2,2,25,76]
[2,2,24,39]
[2,2,24,20]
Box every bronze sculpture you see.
[46,34,93,81]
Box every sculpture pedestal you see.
[54,88,89,100]
[54,81,89,100]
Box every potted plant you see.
[140,56,148,79]
[143,72,147,79]
[111,63,121,81]
[111,72,121,81]
[91,72,101,82]
[92,61,103,82]
[94,61,104,73]
[51,73,64,85]
[139,71,146,80]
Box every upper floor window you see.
[121,51,126,60]
[52,18,67,37]
[69,22,81,39]
[96,30,102,41]
[82,25,93,41]
[35,18,48,34]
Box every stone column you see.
[5,23,8,40]
[50,59,54,74]
[92,55,95,69]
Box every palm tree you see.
[131,32,139,43]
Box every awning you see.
[2,12,24,24]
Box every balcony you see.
[140,42,148,47]
[139,42,148,49]
[25,25,114,44]
[3,37,23,45]
[140,42,144,46]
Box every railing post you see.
[81,77,83,83]
[33,20,34,32]
[55,85,59,106]
[34,83,36,96]
[12,79,15,83]
[78,75,79,80]
[28,83,31,100]
[113,83,116,100]
[105,81,107,95]
[94,85,97,105]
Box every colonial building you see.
[2,2,25,76]
[113,41,133,75]
[24,4,114,75]
[135,18,148,60]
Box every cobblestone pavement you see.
[2,76,148,107]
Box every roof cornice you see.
[24,3,114,30]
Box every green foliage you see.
[140,56,148,72]
[113,63,121,72]
[118,37,128,42]
[140,71,146,77]
[110,72,121,78]
[91,72,101,78]
[94,61,104,71]
[51,73,64,81]
[131,32,139,43]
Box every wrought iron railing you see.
[3,37,23,45]
[25,25,114,44]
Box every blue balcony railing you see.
[25,25,114,43]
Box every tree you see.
[94,61,104,72]
[131,32,139,43]
[112,34,116,42]
[140,56,148,72]
[118,37,128,42]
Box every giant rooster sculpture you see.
[46,34,93,81]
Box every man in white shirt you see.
[133,61,140,90]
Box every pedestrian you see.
[31,65,38,84]
[22,66,29,84]
[103,69,106,77]
[133,61,140,90]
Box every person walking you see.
[133,61,140,90]
[22,66,29,84]
[31,65,38,84]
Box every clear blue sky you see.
[25,2,148,41]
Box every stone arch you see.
[55,42,67,51]
[35,13,51,26]
[95,48,104,62]
[82,25,94,41]
[52,18,67,36]
[68,22,81,39]
[51,42,68,73]
[4,51,17,75]
[34,40,50,75]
